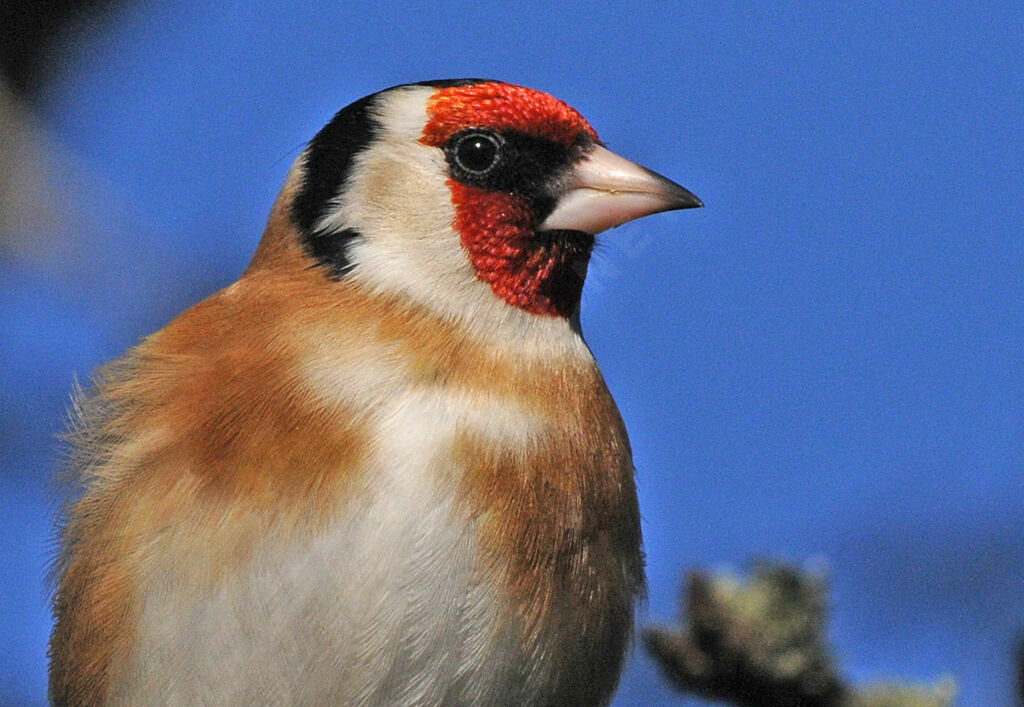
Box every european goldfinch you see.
[50,79,702,706]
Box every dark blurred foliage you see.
[645,563,956,707]
[0,0,117,96]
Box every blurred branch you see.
[0,78,62,253]
[643,562,955,707]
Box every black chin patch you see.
[532,229,596,318]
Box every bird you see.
[49,79,702,706]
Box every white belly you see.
[113,388,540,705]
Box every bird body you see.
[50,80,700,705]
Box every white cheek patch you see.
[311,85,447,240]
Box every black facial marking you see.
[412,78,493,90]
[291,93,380,279]
[303,227,363,279]
[532,229,596,318]
[444,130,592,223]
[291,79,499,280]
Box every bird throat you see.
[450,183,594,318]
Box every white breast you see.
[115,386,543,705]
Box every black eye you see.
[453,132,502,174]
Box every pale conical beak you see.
[538,145,702,235]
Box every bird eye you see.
[453,132,502,174]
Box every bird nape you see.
[49,79,701,706]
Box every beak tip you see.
[671,185,704,211]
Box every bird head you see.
[256,79,701,324]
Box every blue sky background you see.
[3,2,1022,704]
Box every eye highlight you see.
[452,131,502,174]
